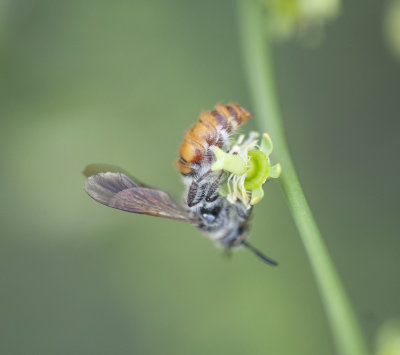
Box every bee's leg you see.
[196,170,212,183]
[205,172,224,202]
[188,170,222,206]
[187,181,207,207]
[205,181,219,202]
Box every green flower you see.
[384,0,400,60]
[211,132,281,207]
[261,0,341,43]
[376,319,400,355]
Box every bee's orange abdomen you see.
[175,158,193,175]
[214,104,233,131]
[199,111,220,132]
[189,120,217,145]
[177,103,252,175]
[226,103,252,125]
[179,136,204,162]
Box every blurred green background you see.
[1,1,399,354]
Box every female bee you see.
[84,103,277,265]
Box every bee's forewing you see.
[84,172,194,223]
[83,164,147,187]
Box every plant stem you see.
[236,1,369,355]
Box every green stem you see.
[236,1,369,355]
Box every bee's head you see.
[196,201,277,266]
[199,205,222,225]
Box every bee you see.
[84,103,277,265]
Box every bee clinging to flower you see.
[84,103,281,265]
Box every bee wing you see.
[83,164,147,187]
[84,172,194,223]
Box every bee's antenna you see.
[242,241,278,266]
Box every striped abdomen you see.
[176,103,252,175]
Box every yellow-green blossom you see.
[261,0,340,42]
[384,0,400,59]
[211,132,281,207]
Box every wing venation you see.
[84,172,193,222]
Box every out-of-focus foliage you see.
[261,0,340,42]
[0,0,399,354]
[384,0,400,59]
[376,320,400,355]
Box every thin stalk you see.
[236,1,369,355]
